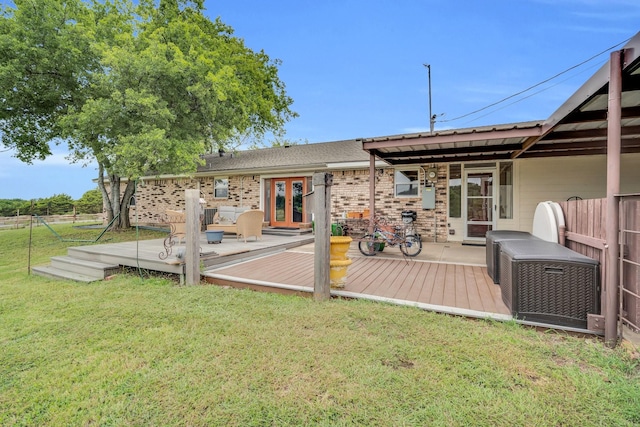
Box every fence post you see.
[185,189,201,286]
[313,172,333,301]
[604,49,623,347]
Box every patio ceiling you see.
[362,31,640,165]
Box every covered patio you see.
[360,33,640,345]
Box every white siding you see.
[515,152,640,232]
[447,217,464,242]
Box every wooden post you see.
[368,153,376,234]
[313,172,333,301]
[185,189,201,286]
[604,50,623,346]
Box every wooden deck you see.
[204,250,512,320]
[49,232,511,321]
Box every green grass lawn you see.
[1,223,639,426]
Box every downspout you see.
[604,49,623,347]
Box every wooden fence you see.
[558,197,640,334]
[558,198,607,268]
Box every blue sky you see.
[1,0,639,200]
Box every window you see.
[499,162,513,219]
[449,164,461,218]
[394,169,420,197]
[213,178,228,199]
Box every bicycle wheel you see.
[400,234,422,257]
[358,234,381,256]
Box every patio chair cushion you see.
[215,206,249,223]
[207,209,264,242]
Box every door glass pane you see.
[467,173,493,196]
[275,181,286,222]
[449,164,461,218]
[292,181,303,223]
[467,224,492,238]
[467,198,492,221]
[263,179,271,222]
[499,162,513,219]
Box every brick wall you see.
[126,166,450,241]
[329,165,448,242]
[129,175,261,225]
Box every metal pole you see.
[604,49,623,347]
[424,64,434,134]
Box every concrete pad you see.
[288,240,486,266]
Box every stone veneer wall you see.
[126,167,449,242]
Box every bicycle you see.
[358,218,422,257]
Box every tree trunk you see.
[97,163,114,224]
[118,180,136,229]
[95,161,138,230]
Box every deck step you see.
[263,227,313,236]
[50,256,120,279]
[31,265,103,283]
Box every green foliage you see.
[0,199,24,217]
[1,0,296,228]
[30,194,75,215]
[0,226,638,426]
[0,189,101,216]
[74,188,103,214]
[0,0,96,162]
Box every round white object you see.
[532,202,559,243]
[547,201,565,229]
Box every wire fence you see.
[0,213,104,230]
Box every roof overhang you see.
[362,31,640,165]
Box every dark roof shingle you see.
[197,139,369,173]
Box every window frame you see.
[394,168,421,198]
[213,177,229,199]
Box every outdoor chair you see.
[235,210,264,243]
[165,209,186,243]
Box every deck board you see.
[403,262,434,302]
[208,252,510,317]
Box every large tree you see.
[1,0,296,228]
[0,0,97,161]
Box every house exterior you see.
[361,122,640,243]
[130,139,454,237]
[129,133,640,243]
[130,31,640,245]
